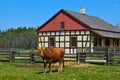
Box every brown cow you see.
[37,47,65,73]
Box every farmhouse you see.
[37,7,120,54]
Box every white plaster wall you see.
[56,36,59,41]
[56,32,59,35]
[39,33,42,36]
[78,36,82,41]
[41,37,44,41]
[60,42,64,47]
[65,42,69,47]
[43,32,46,35]
[81,31,84,34]
[65,36,69,41]
[74,49,76,53]
[38,43,42,47]
[76,31,79,34]
[66,31,70,35]
[56,43,59,47]
[60,31,65,35]
[45,37,48,41]
[47,32,50,35]
[83,42,90,47]
[71,31,75,35]
[78,42,82,47]
[51,32,55,35]
[85,30,90,34]
[45,43,48,47]
[60,36,64,41]
[71,49,73,54]
[83,35,87,41]
[65,49,69,54]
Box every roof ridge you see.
[63,9,120,32]
[63,9,97,18]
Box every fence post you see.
[80,53,86,63]
[77,49,86,64]
[77,52,80,63]
[9,48,15,63]
[30,49,35,64]
[106,48,111,65]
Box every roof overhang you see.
[92,30,120,39]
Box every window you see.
[70,37,77,47]
[94,37,102,46]
[98,38,102,46]
[114,39,119,46]
[49,37,55,48]
[94,37,97,46]
[116,39,119,46]
[60,22,64,30]
[105,39,110,46]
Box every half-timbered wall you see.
[38,30,91,54]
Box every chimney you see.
[80,6,86,14]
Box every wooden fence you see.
[0,48,77,63]
[1,47,120,65]
[0,48,14,62]
[77,47,120,65]
[0,48,36,63]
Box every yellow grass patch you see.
[65,62,93,67]
[52,62,93,68]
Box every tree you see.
[0,27,38,49]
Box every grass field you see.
[0,62,120,80]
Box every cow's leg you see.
[43,60,47,74]
[58,61,62,72]
[43,63,47,74]
[49,63,52,73]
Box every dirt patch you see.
[65,62,93,67]
[19,64,43,68]
[19,62,93,68]
[0,52,9,54]
[19,63,59,68]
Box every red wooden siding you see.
[38,11,89,32]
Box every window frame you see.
[70,36,77,48]
[105,38,110,46]
[49,37,55,48]
[60,22,65,30]
[94,37,102,46]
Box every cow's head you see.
[37,47,46,57]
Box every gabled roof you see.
[37,9,120,38]
[64,9,120,32]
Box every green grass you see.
[0,62,120,80]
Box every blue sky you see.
[0,0,120,31]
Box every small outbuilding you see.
[37,7,120,54]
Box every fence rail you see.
[1,47,120,65]
[0,48,77,63]
[0,48,34,63]
[77,47,120,65]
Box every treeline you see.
[0,27,38,49]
